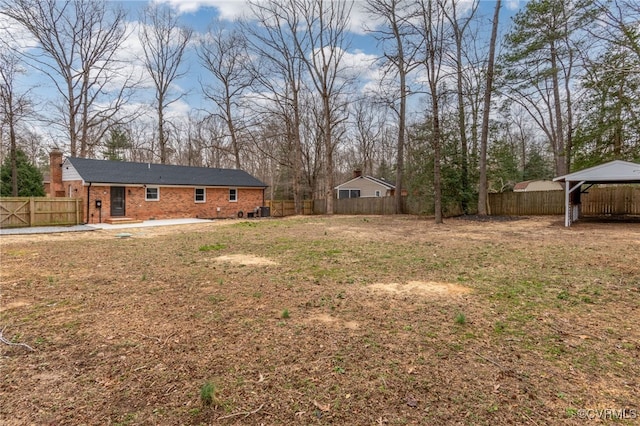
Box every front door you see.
[110,186,125,217]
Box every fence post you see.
[29,197,35,226]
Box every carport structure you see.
[553,160,640,227]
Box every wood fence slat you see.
[0,197,84,228]
[487,187,640,216]
[268,188,638,219]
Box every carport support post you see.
[564,180,585,227]
[565,183,569,227]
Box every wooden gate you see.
[0,197,83,228]
[0,198,30,228]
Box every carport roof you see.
[553,160,640,184]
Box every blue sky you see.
[3,0,527,148]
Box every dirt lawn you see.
[1,215,639,425]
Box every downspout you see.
[86,182,92,224]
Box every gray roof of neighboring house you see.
[66,157,267,188]
[335,175,395,190]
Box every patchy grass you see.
[1,215,639,425]
[198,243,227,252]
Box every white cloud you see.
[347,1,378,35]
[157,0,372,33]
[340,48,378,80]
[166,98,193,120]
[155,0,249,18]
[506,0,524,11]
[0,13,38,51]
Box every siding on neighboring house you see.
[335,176,395,198]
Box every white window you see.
[229,188,237,202]
[195,188,206,203]
[145,186,159,201]
[375,190,381,197]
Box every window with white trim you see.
[195,187,206,203]
[229,188,237,202]
[375,190,381,197]
[145,186,159,201]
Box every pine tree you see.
[0,150,45,196]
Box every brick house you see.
[49,150,268,224]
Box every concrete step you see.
[104,217,143,225]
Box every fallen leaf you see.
[313,400,330,412]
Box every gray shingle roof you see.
[334,175,395,190]
[67,157,267,188]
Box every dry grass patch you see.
[213,254,277,266]
[1,215,639,425]
[368,280,472,297]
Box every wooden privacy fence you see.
[488,191,564,215]
[488,187,640,216]
[270,187,640,218]
[0,197,84,228]
[314,196,399,215]
[581,186,640,215]
[265,200,313,217]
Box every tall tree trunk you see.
[9,115,18,196]
[159,95,166,164]
[478,0,501,216]
[550,42,566,176]
[395,64,406,214]
[324,93,334,215]
[431,88,443,224]
[292,88,304,214]
[226,95,241,169]
[68,80,77,157]
[446,0,478,215]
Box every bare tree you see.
[244,0,309,213]
[140,3,192,164]
[1,0,136,157]
[477,0,501,215]
[366,0,420,214]
[0,49,32,196]
[350,98,387,175]
[443,0,479,214]
[414,0,451,223]
[294,0,354,214]
[198,25,253,169]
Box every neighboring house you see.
[335,170,396,199]
[48,150,268,223]
[513,180,563,192]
